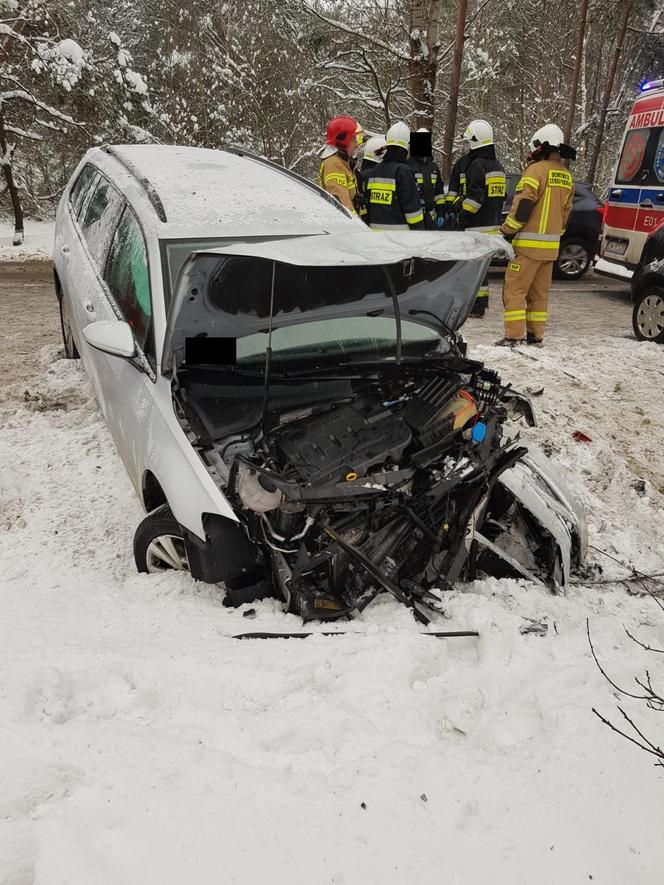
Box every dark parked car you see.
[497,174,603,281]
[630,227,664,343]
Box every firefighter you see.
[447,119,506,317]
[408,128,446,230]
[355,135,387,225]
[364,121,425,231]
[318,115,361,216]
[497,123,575,346]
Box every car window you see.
[616,127,664,186]
[104,207,154,361]
[654,129,664,184]
[69,164,98,218]
[80,173,125,269]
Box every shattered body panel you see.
[165,236,586,624]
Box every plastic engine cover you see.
[273,401,412,484]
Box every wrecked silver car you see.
[160,231,587,624]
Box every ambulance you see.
[598,79,664,276]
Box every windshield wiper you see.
[282,356,450,378]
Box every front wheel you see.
[632,286,664,343]
[553,238,591,281]
[134,504,189,574]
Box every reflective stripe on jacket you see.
[318,152,358,214]
[446,153,470,208]
[408,157,446,229]
[502,157,574,261]
[365,156,425,231]
[457,147,506,232]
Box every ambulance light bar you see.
[641,79,664,92]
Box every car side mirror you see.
[83,320,136,359]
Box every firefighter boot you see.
[494,337,524,347]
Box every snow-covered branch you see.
[301,1,411,62]
[0,89,81,126]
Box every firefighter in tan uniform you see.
[317,115,361,216]
[497,124,576,346]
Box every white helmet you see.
[463,119,493,149]
[529,123,564,153]
[363,135,387,163]
[386,121,410,150]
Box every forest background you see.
[1,0,663,230]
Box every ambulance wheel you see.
[632,286,664,343]
[553,239,591,281]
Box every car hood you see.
[198,229,512,266]
[161,230,512,374]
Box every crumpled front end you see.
[205,362,586,624]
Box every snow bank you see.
[1,334,663,883]
[0,218,54,262]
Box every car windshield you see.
[183,256,455,369]
[235,316,441,366]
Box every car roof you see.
[83,144,355,239]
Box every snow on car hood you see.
[161,230,512,374]
[203,229,512,266]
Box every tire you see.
[553,238,592,281]
[59,294,79,359]
[133,504,189,574]
[632,285,664,343]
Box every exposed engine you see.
[172,354,561,624]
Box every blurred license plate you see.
[605,237,628,256]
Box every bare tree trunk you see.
[587,0,632,187]
[442,0,468,177]
[564,0,589,144]
[0,102,24,244]
[0,9,26,243]
[409,1,442,130]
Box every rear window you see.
[616,127,664,185]
[80,173,125,269]
[69,164,97,219]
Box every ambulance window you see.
[616,129,649,183]
[654,129,664,183]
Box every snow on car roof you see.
[97,145,353,234]
[202,229,513,266]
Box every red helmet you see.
[325,115,358,150]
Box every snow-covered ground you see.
[0,218,54,262]
[1,276,664,883]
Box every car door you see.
[603,127,651,265]
[83,204,157,487]
[68,171,126,386]
[55,163,99,348]
[634,127,664,244]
